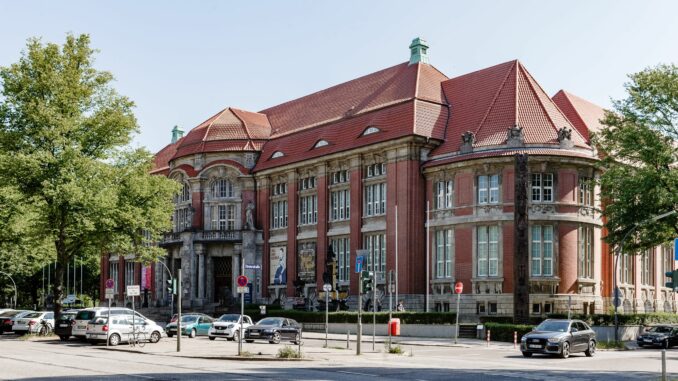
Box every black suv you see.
[637,325,678,349]
[520,319,597,359]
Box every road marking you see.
[336,370,378,377]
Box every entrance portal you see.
[213,256,233,306]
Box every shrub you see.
[246,310,456,325]
[277,346,302,359]
[547,312,678,326]
[387,344,404,354]
[484,322,534,342]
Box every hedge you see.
[484,322,534,342]
[546,312,678,326]
[243,310,457,325]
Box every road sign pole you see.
[177,268,181,353]
[132,295,135,345]
[106,297,111,348]
[325,289,329,348]
[388,270,393,351]
[357,276,362,355]
[239,258,245,356]
[372,270,376,352]
[454,281,463,345]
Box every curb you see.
[95,346,310,361]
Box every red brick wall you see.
[502,223,515,293]
[258,185,270,296]
[286,179,298,296]
[455,226,473,291]
[349,166,363,294]
[192,190,203,229]
[316,174,328,289]
[558,223,578,294]
[455,171,474,215]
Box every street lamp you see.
[156,259,174,319]
[613,210,677,342]
[0,271,17,309]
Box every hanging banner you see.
[270,246,287,285]
[298,243,316,282]
[141,265,152,290]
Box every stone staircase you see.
[458,324,479,339]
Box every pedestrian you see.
[396,300,405,312]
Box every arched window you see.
[313,140,329,148]
[271,151,284,159]
[361,126,380,136]
[175,182,191,203]
[211,179,234,198]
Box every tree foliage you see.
[0,34,178,312]
[594,64,678,252]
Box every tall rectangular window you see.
[436,180,454,209]
[578,226,594,279]
[620,253,633,284]
[109,262,119,293]
[663,245,674,287]
[641,250,652,286]
[330,189,350,221]
[364,183,386,217]
[478,175,499,204]
[299,195,318,225]
[125,262,135,287]
[364,233,386,276]
[531,225,554,276]
[270,200,288,229]
[331,237,350,282]
[579,177,594,206]
[477,225,499,277]
[436,229,453,278]
[531,173,553,202]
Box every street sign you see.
[674,238,678,261]
[454,281,463,294]
[105,289,114,299]
[126,285,140,297]
[237,275,248,287]
[323,283,332,292]
[355,252,366,273]
[63,294,77,304]
[236,286,249,293]
[245,264,261,269]
[105,278,114,289]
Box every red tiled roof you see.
[552,90,607,141]
[151,139,181,174]
[260,62,447,138]
[423,147,597,168]
[431,60,589,157]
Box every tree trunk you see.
[53,253,66,319]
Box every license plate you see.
[644,339,652,343]
[59,324,68,327]
[249,332,259,336]
[528,344,541,349]
[78,325,86,329]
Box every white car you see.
[12,311,54,335]
[73,307,147,339]
[208,314,253,341]
[86,314,165,346]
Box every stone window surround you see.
[471,223,504,293]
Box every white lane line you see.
[336,370,378,377]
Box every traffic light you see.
[361,270,373,293]
[666,270,678,291]
[167,279,176,295]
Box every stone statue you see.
[557,126,572,142]
[460,131,475,153]
[245,202,255,230]
[506,124,524,147]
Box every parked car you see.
[520,319,596,359]
[72,307,147,339]
[0,309,14,315]
[637,325,678,349]
[0,310,30,334]
[54,310,79,341]
[86,314,165,346]
[208,314,253,341]
[12,311,55,335]
[166,313,214,338]
[244,317,301,344]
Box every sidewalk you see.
[301,331,517,349]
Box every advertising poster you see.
[270,246,287,285]
[298,245,316,282]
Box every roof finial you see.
[171,125,184,144]
[409,37,429,65]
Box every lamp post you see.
[157,259,174,319]
[0,271,17,309]
[613,210,677,342]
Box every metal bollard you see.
[347,330,350,349]
[487,329,491,347]
[661,349,666,381]
[513,331,517,350]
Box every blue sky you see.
[1,0,677,153]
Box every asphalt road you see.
[0,333,676,381]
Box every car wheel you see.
[167,333,173,338]
[149,331,161,344]
[663,339,670,349]
[109,333,121,346]
[233,330,239,343]
[585,340,596,357]
[188,329,196,338]
[209,336,216,341]
[59,336,68,341]
[292,333,300,345]
[522,351,533,358]
[245,339,254,343]
[560,342,570,359]
[269,332,281,344]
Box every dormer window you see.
[362,126,380,136]
[314,140,329,148]
[271,151,284,159]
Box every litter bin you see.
[389,318,401,336]
[476,324,484,339]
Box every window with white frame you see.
[109,262,119,293]
[365,163,386,178]
[478,175,499,204]
[272,182,287,196]
[299,176,316,190]
[663,245,674,287]
[364,182,386,217]
[125,262,135,287]
[641,250,653,286]
[477,225,499,277]
[331,237,350,282]
[270,200,288,229]
[531,225,554,276]
[579,177,594,206]
[176,182,191,203]
[364,233,386,277]
[531,173,553,202]
[174,207,191,232]
[330,189,350,221]
[578,226,594,278]
[211,179,234,198]
[211,204,236,230]
[620,253,633,284]
[299,194,318,225]
[331,170,349,185]
[436,229,453,278]
[435,180,454,209]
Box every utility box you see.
[389,318,401,336]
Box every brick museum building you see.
[100,39,677,317]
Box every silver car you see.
[86,314,165,346]
[208,314,253,341]
[520,319,596,359]
[12,311,55,335]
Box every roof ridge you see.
[231,108,254,142]
[473,60,517,136]
[413,63,422,130]
[518,63,558,136]
[554,90,588,137]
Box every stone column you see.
[195,243,205,305]
[206,254,214,303]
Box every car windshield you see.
[257,318,283,326]
[24,312,43,319]
[218,314,240,322]
[181,316,199,323]
[647,326,673,333]
[535,321,570,332]
[76,311,96,320]
[58,313,76,319]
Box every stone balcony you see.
[194,230,242,243]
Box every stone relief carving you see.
[460,131,475,153]
[244,153,256,169]
[245,202,255,230]
[557,126,574,149]
[506,124,524,147]
[529,204,556,214]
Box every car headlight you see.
[547,337,561,343]
[227,324,234,329]
[521,336,527,342]
[264,329,274,333]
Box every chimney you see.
[171,125,184,144]
[409,37,429,65]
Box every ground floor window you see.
[364,233,386,277]
[109,261,119,293]
[331,237,350,283]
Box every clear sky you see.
[1,0,677,153]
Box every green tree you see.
[0,34,178,314]
[595,64,678,252]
